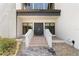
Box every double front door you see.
[34,23,43,36]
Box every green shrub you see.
[0,38,16,55]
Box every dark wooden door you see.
[34,23,43,35]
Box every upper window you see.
[23,3,33,9]
[23,3,54,10]
[34,3,48,9]
[44,3,48,9]
[34,3,43,9]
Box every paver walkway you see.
[52,43,79,56]
[17,36,55,56]
[52,37,79,56]
[18,47,53,56]
[17,36,79,56]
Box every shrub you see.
[0,38,16,55]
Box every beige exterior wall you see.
[17,16,59,37]
[55,3,79,49]
[17,17,22,37]
[18,16,58,22]
[0,3,16,38]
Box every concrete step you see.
[52,40,65,43]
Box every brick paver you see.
[29,36,48,47]
[52,43,79,56]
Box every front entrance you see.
[34,23,43,36]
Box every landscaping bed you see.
[0,38,20,56]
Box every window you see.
[23,3,33,9]
[45,23,55,35]
[22,23,32,34]
[34,3,43,9]
[34,3,48,9]
[23,3,48,10]
[44,3,48,9]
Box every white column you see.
[43,22,45,30]
[43,22,45,37]
[33,22,34,32]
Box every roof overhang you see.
[16,9,61,16]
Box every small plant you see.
[0,38,16,55]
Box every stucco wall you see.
[16,3,21,10]
[17,17,22,37]
[0,3,16,38]
[18,16,58,23]
[17,16,58,37]
[55,3,79,49]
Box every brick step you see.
[29,36,48,47]
[29,44,48,47]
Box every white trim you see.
[43,22,45,30]
[32,3,34,9]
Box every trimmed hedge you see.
[0,38,16,55]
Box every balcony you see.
[16,3,61,16]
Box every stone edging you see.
[14,41,21,56]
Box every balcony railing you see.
[16,9,61,16]
[16,3,61,16]
[22,3,55,10]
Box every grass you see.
[0,38,17,56]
